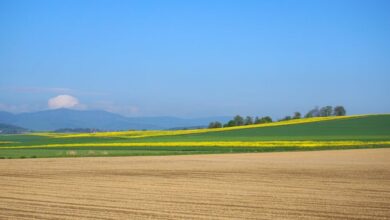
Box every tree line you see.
[208,105,346,129]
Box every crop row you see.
[2,140,390,149]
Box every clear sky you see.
[1,0,389,118]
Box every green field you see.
[1,114,389,159]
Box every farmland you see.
[0,148,389,219]
[0,114,389,159]
[1,115,389,219]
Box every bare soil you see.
[1,149,390,219]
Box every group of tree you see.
[208,115,273,128]
[208,105,346,129]
[208,121,223,128]
[280,106,346,121]
[304,105,346,118]
[278,112,301,121]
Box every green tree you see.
[320,106,333,117]
[233,115,244,126]
[255,116,273,124]
[305,107,320,118]
[293,112,301,119]
[262,116,273,123]
[208,121,222,128]
[280,116,292,121]
[244,116,253,125]
[223,120,236,127]
[333,106,346,116]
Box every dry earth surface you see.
[1,149,390,219]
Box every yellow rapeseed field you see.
[32,115,367,139]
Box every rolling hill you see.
[136,114,390,142]
[0,109,231,131]
[0,123,28,134]
[0,114,389,159]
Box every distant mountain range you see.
[0,109,231,131]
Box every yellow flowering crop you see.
[47,115,370,139]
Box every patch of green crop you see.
[0,115,389,159]
[1,145,389,159]
[132,115,390,142]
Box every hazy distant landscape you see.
[0,108,231,131]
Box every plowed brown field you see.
[1,149,390,219]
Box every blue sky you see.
[0,0,389,118]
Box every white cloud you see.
[48,95,81,109]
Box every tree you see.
[280,116,292,121]
[233,115,244,126]
[293,112,301,119]
[305,107,320,118]
[244,116,253,125]
[208,121,222,128]
[224,120,236,127]
[333,106,346,116]
[255,116,273,124]
[262,116,273,123]
[320,106,333,117]
[214,121,222,128]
